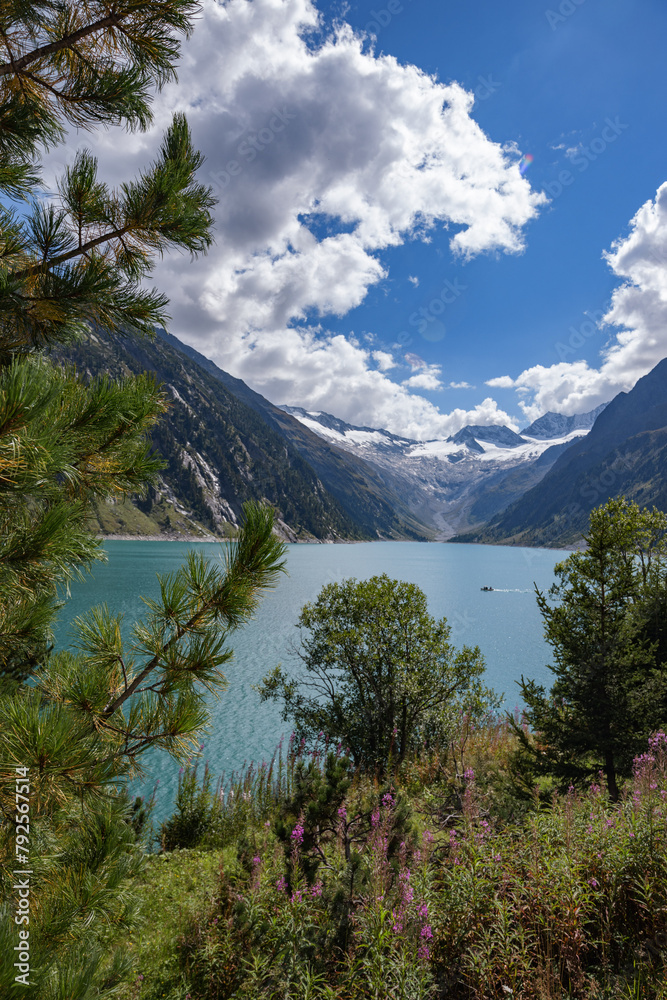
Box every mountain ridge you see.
[453,359,667,547]
[54,329,432,542]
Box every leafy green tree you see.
[515,498,667,801]
[257,574,496,774]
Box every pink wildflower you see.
[291,823,304,845]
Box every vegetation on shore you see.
[83,717,667,1000]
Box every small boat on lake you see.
[480,586,494,591]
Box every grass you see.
[118,847,224,1000]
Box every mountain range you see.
[54,328,667,546]
[55,329,430,542]
[453,359,667,547]
[280,403,604,540]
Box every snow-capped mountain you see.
[522,404,608,439]
[279,405,603,539]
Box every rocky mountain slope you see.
[454,359,667,547]
[281,405,603,539]
[55,329,431,541]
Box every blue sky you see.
[322,0,667,419]
[62,0,667,438]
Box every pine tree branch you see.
[100,604,217,717]
[14,224,133,279]
[0,15,123,78]
[20,67,110,107]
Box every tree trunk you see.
[605,750,619,802]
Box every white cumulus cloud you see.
[403,366,444,391]
[48,0,546,438]
[372,350,396,371]
[487,181,667,421]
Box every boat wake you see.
[486,588,532,593]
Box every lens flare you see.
[519,153,534,175]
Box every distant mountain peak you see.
[448,424,528,449]
[522,403,608,440]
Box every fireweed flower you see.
[421,924,433,939]
[418,903,429,919]
[276,875,287,892]
[252,856,261,867]
[337,805,347,821]
[291,823,304,846]
[311,881,323,898]
[371,809,380,829]
[382,792,394,810]
[418,945,430,961]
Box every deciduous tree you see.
[257,574,496,774]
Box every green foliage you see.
[0,503,286,815]
[0,356,168,691]
[0,0,217,694]
[272,749,352,881]
[515,498,667,800]
[135,729,667,1000]
[257,574,498,775]
[0,1,214,353]
[0,791,148,999]
[160,762,218,852]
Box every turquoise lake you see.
[53,540,569,823]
